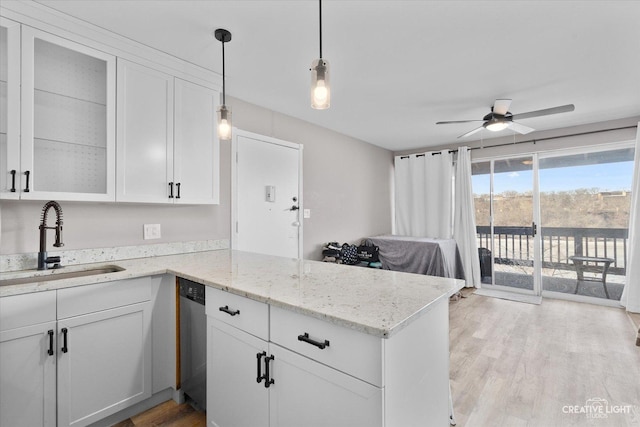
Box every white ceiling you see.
[33,0,640,151]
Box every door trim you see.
[231,128,304,259]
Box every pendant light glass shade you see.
[310,58,330,109]
[217,104,232,141]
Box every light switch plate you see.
[143,224,161,240]
[303,209,311,219]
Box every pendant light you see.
[215,28,232,141]
[310,0,330,109]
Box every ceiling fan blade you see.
[493,99,512,116]
[511,104,575,120]
[457,126,484,139]
[509,121,535,135]
[436,120,484,125]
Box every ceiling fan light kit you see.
[310,0,330,109]
[484,118,510,132]
[215,28,232,141]
[436,99,575,139]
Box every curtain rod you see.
[398,125,637,159]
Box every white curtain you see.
[454,147,481,288]
[395,152,453,238]
[621,123,640,313]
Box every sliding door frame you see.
[473,153,542,297]
[474,140,634,307]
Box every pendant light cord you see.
[222,39,226,105]
[319,0,323,59]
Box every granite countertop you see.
[0,250,460,338]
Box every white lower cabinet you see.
[205,287,387,427]
[207,319,382,427]
[57,302,152,427]
[208,319,269,427]
[0,320,57,427]
[0,277,153,427]
[206,286,450,427]
[0,290,57,427]
[268,343,382,427]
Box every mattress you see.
[364,235,465,279]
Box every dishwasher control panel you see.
[179,278,206,305]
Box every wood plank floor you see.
[450,289,640,426]
[118,291,640,426]
[112,400,205,427]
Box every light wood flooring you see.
[116,291,640,426]
[450,289,640,426]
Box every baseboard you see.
[474,288,542,305]
[88,388,176,427]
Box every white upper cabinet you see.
[117,60,220,204]
[0,17,22,199]
[174,78,220,205]
[17,26,116,201]
[116,59,174,203]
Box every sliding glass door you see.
[472,143,634,304]
[472,156,539,295]
[538,145,634,302]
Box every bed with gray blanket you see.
[364,235,465,280]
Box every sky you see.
[472,161,635,195]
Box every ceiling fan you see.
[436,99,575,138]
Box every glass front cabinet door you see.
[3,26,116,201]
[0,17,21,199]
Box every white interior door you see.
[233,130,302,259]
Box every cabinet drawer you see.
[270,306,383,387]
[205,287,268,340]
[58,276,151,319]
[0,290,56,331]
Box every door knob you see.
[290,205,299,211]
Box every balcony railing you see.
[476,226,629,276]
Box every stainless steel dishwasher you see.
[179,278,207,411]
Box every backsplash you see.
[0,239,229,272]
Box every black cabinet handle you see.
[24,170,30,192]
[264,355,275,388]
[176,182,181,199]
[47,330,54,356]
[10,170,16,192]
[168,182,174,198]
[219,305,240,316]
[298,332,330,349]
[256,351,266,383]
[61,328,68,353]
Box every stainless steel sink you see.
[0,265,125,287]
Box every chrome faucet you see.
[38,201,64,270]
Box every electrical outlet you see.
[143,224,161,240]
[303,209,311,219]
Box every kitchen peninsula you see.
[0,249,458,426]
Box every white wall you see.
[0,98,394,261]
[228,97,394,260]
